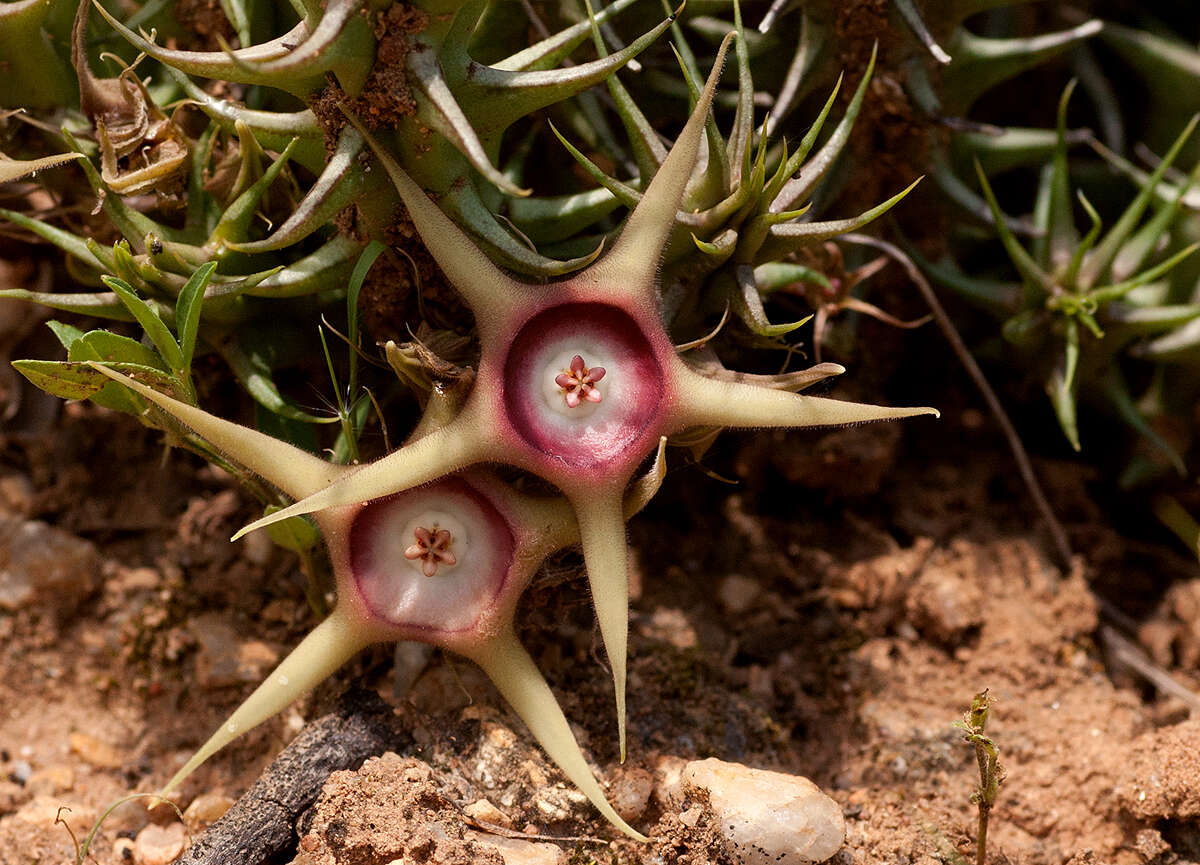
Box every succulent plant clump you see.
[33,34,938,838]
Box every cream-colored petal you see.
[596,32,734,294]
[572,490,632,762]
[471,631,646,841]
[231,415,489,540]
[340,109,528,329]
[89,362,344,499]
[674,364,939,430]
[158,606,372,797]
[0,151,84,183]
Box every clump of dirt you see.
[309,4,424,138]
[292,753,503,865]
[174,0,236,50]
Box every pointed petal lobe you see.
[470,631,646,840]
[341,108,530,327]
[159,607,372,796]
[572,491,632,761]
[89,363,343,500]
[231,417,489,540]
[673,366,939,430]
[599,32,735,292]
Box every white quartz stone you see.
[681,758,845,864]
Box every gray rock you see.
[190,613,280,688]
[0,515,100,618]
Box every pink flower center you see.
[404,526,457,577]
[349,481,514,633]
[555,355,607,408]
[502,303,665,470]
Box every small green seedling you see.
[953,690,1006,865]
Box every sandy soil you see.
[1,394,1198,865]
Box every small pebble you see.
[467,830,564,865]
[15,795,96,835]
[653,754,687,809]
[26,764,73,795]
[113,837,136,862]
[464,797,513,828]
[0,517,100,616]
[8,760,32,785]
[682,758,845,865]
[68,732,125,769]
[190,614,279,688]
[678,805,702,828]
[485,722,519,749]
[640,607,698,649]
[183,792,233,830]
[717,574,761,615]
[608,767,654,822]
[905,561,984,645]
[0,473,34,516]
[134,822,186,865]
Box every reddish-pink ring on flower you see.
[502,303,663,469]
[349,480,515,633]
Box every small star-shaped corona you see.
[556,355,607,407]
[404,526,457,576]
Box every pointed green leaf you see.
[763,178,922,254]
[263,511,322,554]
[772,44,875,212]
[973,161,1056,295]
[1090,243,1200,304]
[943,20,1102,115]
[1079,114,1199,288]
[732,265,809,336]
[1047,319,1081,451]
[1063,191,1102,290]
[209,137,299,246]
[586,0,667,183]
[1111,161,1199,282]
[494,0,643,72]
[1043,80,1079,274]
[227,128,369,253]
[101,276,184,371]
[245,235,360,298]
[892,0,951,63]
[0,288,133,320]
[0,207,108,271]
[13,359,176,408]
[508,187,622,245]
[46,321,85,350]
[177,262,218,371]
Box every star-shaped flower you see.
[96,35,935,779]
